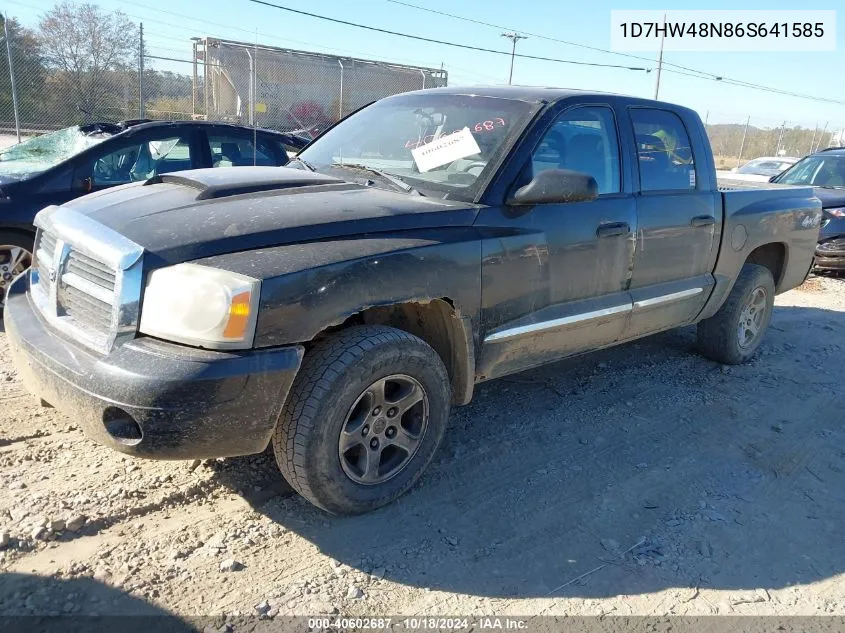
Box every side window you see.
[530,106,621,194]
[631,109,696,192]
[208,134,277,167]
[92,136,191,185]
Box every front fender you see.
[196,230,482,349]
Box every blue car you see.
[772,147,845,272]
[0,120,309,308]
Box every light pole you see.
[501,32,527,85]
[3,14,21,142]
[654,14,666,99]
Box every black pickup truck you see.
[5,87,821,515]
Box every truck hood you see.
[61,167,480,265]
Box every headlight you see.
[139,263,261,349]
[826,207,845,218]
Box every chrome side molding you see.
[633,287,703,310]
[485,304,631,343]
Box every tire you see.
[0,231,35,311]
[697,263,775,365]
[273,325,450,515]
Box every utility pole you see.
[809,124,818,155]
[3,14,21,142]
[138,23,144,119]
[737,115,751,165]
[191,37,200,119]
[654,13,666,99]
[501,32,527,85]
[775,120,786,155]
[816,121,829,152]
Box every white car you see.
[716,156,799,183]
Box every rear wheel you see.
[273,325,450,515]
[0,232,34,311]
[697,263,775,364]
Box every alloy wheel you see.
[0,245,32,309]
[338,374,430,485]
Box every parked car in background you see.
[4,86,821,515]
[772,147,845,271]
[716,156,799,183]
[0,120,308,309]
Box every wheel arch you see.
[745,241,787,291]
[322,298,475,406]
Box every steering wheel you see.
[459,161,487,174]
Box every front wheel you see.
[0,232,34,311]
[697,263,775,365]
[273,325,450,515]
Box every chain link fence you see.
[198,38,447,136]
[0,18,446,143]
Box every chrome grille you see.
[66,251,117,291]
[29,205,144,354]
[58,283,113,330]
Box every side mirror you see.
[508,169,598,206]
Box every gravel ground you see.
[0,274,843,620]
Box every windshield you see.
[775,154,845,187]
[297,93,536,198]
[737,158,796,176]
[0,126,109,179]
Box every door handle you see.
[691,215,716,227]
[596,222,630,238]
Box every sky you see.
[5,0,845,132]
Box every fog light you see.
[103,407,142,446]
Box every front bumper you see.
[4,275,304,459]
[815,237,845,271]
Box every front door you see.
[74,130,200,193]
[625,107,719,338]
[477,104,636,380]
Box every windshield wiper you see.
[332,162,421,195]
[288,156,316,171]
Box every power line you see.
[244,0,651,72]
[122,3,452,76]
[660,68,845,106]
[385,0,709,77]
[385,0,845,106]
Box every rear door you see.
[625,107,720,338]
[204,129,287,168]
[477,104,637,379]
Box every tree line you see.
[706,122,836,168]
[1,2,193,131]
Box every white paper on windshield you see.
[411,127,481,172]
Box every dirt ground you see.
[1,275,844,621]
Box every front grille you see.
[817,238,845,254]
[33,228,118,340]
[29,208,143,354]
[35,230,56,289]
[66,250,117,291]
[58,283,113,331]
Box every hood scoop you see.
[146,166,343,200]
